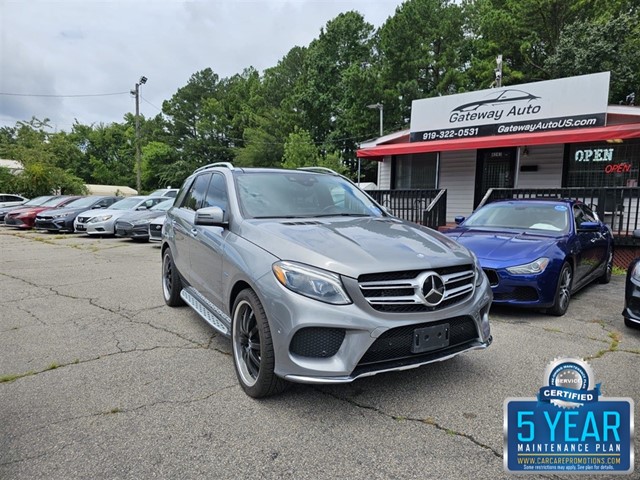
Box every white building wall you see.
[516,144,564,188]
[374,144,565,222]
[377,157,392,189]
[438,150,478,221]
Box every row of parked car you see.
[0,188,178,242]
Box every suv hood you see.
[444,228,558,264]
[240,217,474,278]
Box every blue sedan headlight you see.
[506,258,550,275]
[631,262,640,282]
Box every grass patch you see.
[0,371,35,383]
[612,265,626,276]
[543,327,562,333]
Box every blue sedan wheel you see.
[549,263,572,316]
[599,249,613,284]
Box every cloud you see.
[0,0,402,131]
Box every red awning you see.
[356,123,640,160]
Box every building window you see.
[392,152,438,189]
[567,140,640,187]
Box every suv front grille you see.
[358,264,475,312]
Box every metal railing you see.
[368,189,447,229]
[480,187,640,245]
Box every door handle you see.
[191,228,198,236]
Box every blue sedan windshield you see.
[464,203,570,233]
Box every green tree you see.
[282,128,321,169]
[544,11,640,103]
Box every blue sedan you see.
[444,199,613,316]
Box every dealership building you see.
[357,72,640,262]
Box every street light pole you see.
[132,76,147,193]
[364,102,384,187]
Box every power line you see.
[0,91,130,98]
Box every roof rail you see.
[297,166,339,175]
[194,162,235,173]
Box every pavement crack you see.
[317,389,502,459]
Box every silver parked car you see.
[162,164,493,397]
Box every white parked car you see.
[148,188,179,198]
[0,194,28,209]
[74,196,165,235]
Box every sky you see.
[0,0,405,132]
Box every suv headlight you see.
[467,250,484,287]
[506,258,549,275]
[272,261,351,305]
[88,215,112,223]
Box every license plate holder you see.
[76,225,85,231]
[411,324,450,354]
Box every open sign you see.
[604,163,631,174]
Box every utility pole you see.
[132,76,147,193]
[495,55,503,88]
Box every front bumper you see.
[259,271,493,383]
[481,264,560,308]
[4,215,32,228]
[84,219,116,235]
[623,262,640,325]
[34,217,74,232]
[115,222,149,239]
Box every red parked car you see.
[4,196,82,229]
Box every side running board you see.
[180,287,231,337]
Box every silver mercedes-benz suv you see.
[162,163,492,397]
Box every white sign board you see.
[410,72,610,142]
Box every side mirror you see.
[195,206,227,227]
[455,216,465,225]
[577,221,599,232]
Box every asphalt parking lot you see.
[1,229,638,479]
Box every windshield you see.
[63,196,102,208]
[235,171,384,219]
[464,202,570,233]
[151,199,174,211]
[23,196,53,206]
[42,196,68,207]
[109,197,145,210]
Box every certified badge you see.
[504,356,634,474]
[540,357,599,408]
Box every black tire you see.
[599,248,613,284]
[162,248,185,307]
[231,289,289,398]
[548,262,573,316]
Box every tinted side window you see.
[573,205,595,228]
[141,198,165,209]
[203,173,228,211]
[581,204,597,222]
[181,173,212,211]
